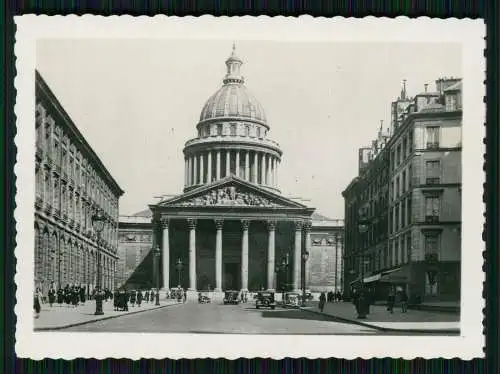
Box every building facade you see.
[35,71,124,295]
[343,78,462,302]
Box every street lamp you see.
[354,207,370,319]
[176,258,183,288]
[301,250,309,307]
[153,245,160,306]
[91,210,106,316]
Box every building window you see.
[395,176,400,198]
[230,123,237,136]
[395,204,400,231]
[407,194,412,224]
[257,127,261,138]
[406,233,412,262]
[425,195,440,223]
[400,236,405,265]
[217,124,223,136]
[426,126,440,149]
[425,160,441,184]
[409,129,413,153]
[402,170,406,193]
[401,200,406,228]
[245,125,250,136]
[402,137,408,158]
[408,164,413,188]
[394,239,399,265]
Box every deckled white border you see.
[14,15,485,359]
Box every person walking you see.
[129,290,136,307]
[136,290,143,307]
[400,289,408,313]
[79,285,86,305]
[183,289,187,303]
[319,292,326,313]
[48,287,56,307]
[57,287,64,306]
[144,290,150,303]
[150,290,155,303]
[387,288,395,314]
[34,288,41,318]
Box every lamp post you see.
[91,210,106,316]
[301,250,309,307]
[354,207,370,319]
[153,245,160,306]
[280,252,290,301]
[176,258,183,288]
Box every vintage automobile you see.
[255,291,276,310]
[284,292,300,306]
[198,292,211,304]
[223,290,240,305]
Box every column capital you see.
[214,219,224,229]
[303,220,312,231]
[241,219,250,230]
[160,217,170,229]
[187,218,197,229]
[293,220,304,231]
[266,220,277,231]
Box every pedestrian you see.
[57,288,64,306]
[136,290,143,307]
[145,290,150,303]
[72,286,79,308]
[387,288,395,314]
[183,289,187,303]
[48,287,56,307]
[123,289,129,311]
[113,289,119,311]
[34,288,41,318]
[319,292,326,312]
[130,290,136,307]
[400,289,408,313]
[79,285,86,305]
[150,290,155,303]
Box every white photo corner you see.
[14,15,485,359]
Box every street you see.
[65,301,380,334]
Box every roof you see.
[131,209,153,218]
[444,80,462,92]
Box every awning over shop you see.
[379,267,409,284]
[363,273,381,283]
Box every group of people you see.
[113,289,157,311]
[33,284,114,318]
[386,288,409,313]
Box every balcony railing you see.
[426,142,440,150]
[426,177,440,185]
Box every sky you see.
[36,39,461,218]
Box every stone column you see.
[215,219,223,291]
[187,219,197,290]
[161,218,170,290]
[207,151,212,183]
[252,152,258,183]
[193,155,198,185]
[241,220,250,291]
[184,157,188,187]
[245,151,250,181]
[266,220,277,290]
[303,220,312,290]
[199,153,204,184]
[271,157,275,187]
[260,153,265,184]
[216,150,221,180]
[226,150,230,177]
[275,159,279,187]
[293,220,303,291]
[235,150,240,178]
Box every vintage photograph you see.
[15,16,484,359]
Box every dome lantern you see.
[223,43,244,85]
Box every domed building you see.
[145,46,343,299]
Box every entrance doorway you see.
[223,263,240,290]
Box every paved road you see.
[65,301,379,334]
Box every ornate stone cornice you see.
[187,218,197,229]
[241,219,250,230]
[160,217,170,229]
[303,220,312,231]
[214,219,224,230]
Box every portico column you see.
[241,220,250,291]
[187,157,192,186]
[216,150,221,180]
[184,157,188,187]
[193,155,198,185]
[266,220,277,290]
[293,220,303,291]
[260,153,265,184]
[161,218,170,290]
[252,152,258,183]
[225,150,230,177]
[187,219,197,290]
[235,150,240,178]
[199,153,204,184]
[304,220,312,290]
[266,155,271,185]
[214,219,223,291]
[271,157,275,187]
[275,159,279,187]
[207,151,212,183]
[245,151,250,181]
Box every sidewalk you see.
[34,299,181,331]
[299,301,460,334]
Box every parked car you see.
[255,291,276,310]
[223,290,240,305]
[198,292,211,304]
[284,292,300,306]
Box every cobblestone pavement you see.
[64,300,382,334]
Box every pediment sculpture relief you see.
[176,186,281,207]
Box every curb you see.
[34,302,183,331]
[297,307,460,334]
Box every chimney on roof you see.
[424,84,429,92]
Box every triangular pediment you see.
[157,176,308,209]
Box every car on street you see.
[198,291,211,304]
[223,290,240,305]
[284,292,300,306]
[255,291,276,310]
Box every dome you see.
[199,83,267,126]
